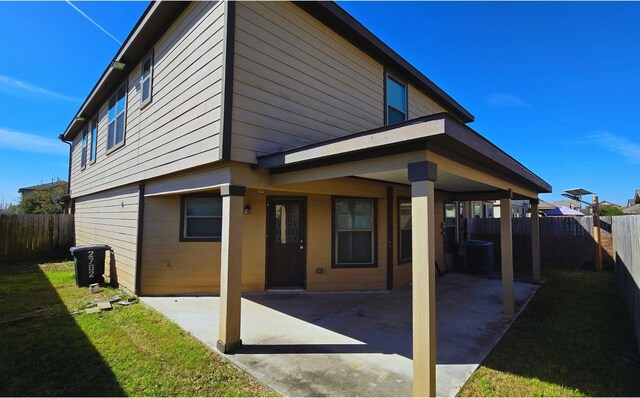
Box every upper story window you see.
[89,116,98,163]
[80,127,87,169]
[140,51,153,107]
[107,83,127,152]
[385,74,407,125]
[181,196,223,241]
[333,197,376,268]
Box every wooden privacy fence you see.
[0,214,74,264]
[466,216,615,269]
[466,216,611,236]
[611,215,640,350]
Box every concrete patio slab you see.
[142,272,538,397]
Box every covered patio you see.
[146,113,551,396]
[143,272,538,397]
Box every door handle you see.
[300,240,304,250]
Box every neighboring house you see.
[635,189,640,205]
[599,200,621,208]
[18,180,72,213]
[627,199,635,207]
[538,199,556,212]
[60,2,550,390]
[623,204,640,215]
[543,206,584,217]
[18,181,67,198]
[552,199,581,210]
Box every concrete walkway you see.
[142,273,537,397]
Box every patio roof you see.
[256,113,551,196]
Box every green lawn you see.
[0,261,275,397]
[459,267,640,397]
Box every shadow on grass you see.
[465,267,640,396]
[0,262,125,396]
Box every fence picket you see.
[0,214,74,264]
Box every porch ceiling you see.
[357,169,497,193]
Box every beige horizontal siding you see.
[74,185,140,292]
[231,1,385,162]
[70,1,225,198]
[408,85,447,119]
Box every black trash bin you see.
[69,244,111,287]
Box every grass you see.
[0,261,276,397]
[458,267,640,397]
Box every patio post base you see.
[217,339,243,354]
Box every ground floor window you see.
[333,197,376,267]
[398,198,412,262]
[444,203,458,253]
[180,195,222,241]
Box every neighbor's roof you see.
[61,1,474,141]
[18,181,67,194]
[623,204,640,215]
[635,189,640,204]
[544,206,584,216]
[537,199,556,210]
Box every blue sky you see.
[0,2,638,206]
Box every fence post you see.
[593,196,603,271]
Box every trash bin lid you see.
[70,244,111,254]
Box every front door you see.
[266,197,307,289]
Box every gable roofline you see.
[294,1,474,123]
[61,1,189,141]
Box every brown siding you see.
[74,185,140,292]
[139,188,265,295]
[139,177,403,294]
[70,1,225,198]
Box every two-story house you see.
[60,2,551,395]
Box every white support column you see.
[217,185,245,354]
[530,199,541,284]
[500,197,514,316]
[408,161,437,397]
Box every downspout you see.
[58,134,73,214]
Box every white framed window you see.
[140,51,153,107]
[333,197,376,267]
[89,116,98,163]
[385,73,407,125]
[181,196,223,241]
[80,127,87,169]
[107,83,127,152]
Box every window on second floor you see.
[80,127,87,169]
[107,83,127,152]
[140,51,153,107]
[385,74,407,125]
[89,116,98,163]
